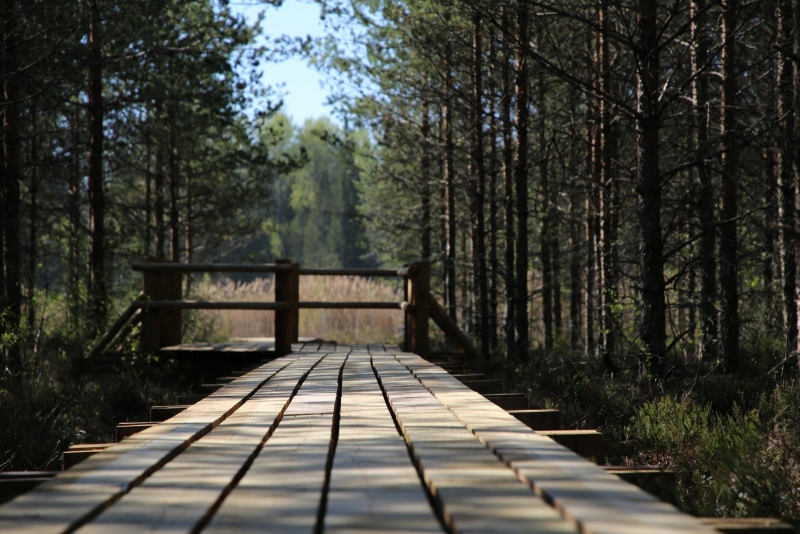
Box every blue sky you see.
[232,0,333,123]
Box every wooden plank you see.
[0,354,303,534]
[203,354,347,534]
[393,351,716,534]
[77,352,327,534]
[324,352,442,533]
[371,353,574,534]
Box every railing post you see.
[403,266,411,352]
[140,257,182,351]
[291,262,300,342]
[274,259,296,355]
[408,261,430,358]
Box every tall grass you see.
[187,275,404,343]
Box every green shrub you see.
[626,389,800,521]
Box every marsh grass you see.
[187,275,404,344]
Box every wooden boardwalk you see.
[0,342,718,533]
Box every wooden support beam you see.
[298,301,405,309]
[508,409,561,430]
[149,405,189,422]
[62,444,113,470]
[459,378,503,394]
[0,472,58,505]
[298,267,405,277]
[539,430,604,464]
[274,259,298,355]
[177,393,207,405]
[699,518,795,533]
[428,292,481,360]
[215,376,236,384]
[137,300,290,311]
[603,466,676,501]
[140,258,182,351]
[406,261,430,358]
[451,373,486,381]
[115,423,155,442]
[483,393,528,410]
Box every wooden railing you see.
[84,258,480,361]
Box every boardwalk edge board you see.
[0,353,313,534]
[391,350,717,534]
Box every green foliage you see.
[626,389,800,521]
[262,114,374,268]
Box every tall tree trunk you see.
[568,89,583,350]
[155,121,166,259]
[26,102,38,343]
[719,0,740,373]
[144,118,152,257]
[185,160,193,294]
[501,4,516,358]
[444,39,457,322]
[514,3,531,357]
[488,33,500,351]
[168,120,179,262]
[599,0,619,371]
[778,0,797,355]
[692,0,718,360]
[421,104,431,261]
[585,119,597,356]
[472,9,489,357]
[794,0,800,378]
[87,0,107,331]
[539,55,553,351]
[69,106,82,324]
[439,108,448,303]
[636,0,667,374]
[2,0,22,371]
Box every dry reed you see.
[188,275,404,344]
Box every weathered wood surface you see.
[1,341,719,534]
[392,349,717,534]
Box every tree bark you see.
[444,38,457,322]
[144,117,152,257]
[487,31,500,351]
[539,52,553,352]
[719,0,740,373]
[599,0,618,370]
[636,0,667,374]
[514,3,531,357]
[168,120,179,262]
[692,0,718,360]
[421,104,431,261]
[501,4,516,358]
[568,88,583,350]
[69,106,82,323]
[87,0,107,331]
[472,8,489,357]
[155,118,166,259]
[2,0,22,370]
[26,102,38,343]
[185,160,193,294]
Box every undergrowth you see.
[499,345,800,525]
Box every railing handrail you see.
[131,262,292,273]
[132,262,409,277]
